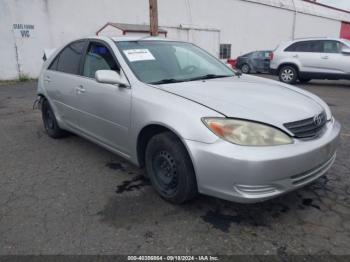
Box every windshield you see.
[343,39,350,47]
[116,41,235,84]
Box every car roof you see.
[289,37,346,43]
[87,35,175,42]
[276,37,349,50]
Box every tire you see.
[145,132,197,204]
[299,77,311,84]
[279,65,298,84]
[41,99,67,138]
[241,64,250,74]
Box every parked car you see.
[236,50,272,74]
[270,37,350,84]
[37,36,340,204]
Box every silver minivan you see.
[37,36,340,204]
[270,37,350,84]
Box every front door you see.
[74,41,132,154]
[318,40,350,76]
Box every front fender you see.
[128,84,223,163]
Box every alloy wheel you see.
[281,68,295,82]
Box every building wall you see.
[294,13,341,38]
[1,0,349,80]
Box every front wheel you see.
[145,132,197,204]
[241,64,250,74]
[279,65,298,84]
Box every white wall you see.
[294,13,340,38]
[0,0,349,80]
[0,1,19,79]
[185,0,295,56]
[0,0,150,80]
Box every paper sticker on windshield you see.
[123,49,155,62]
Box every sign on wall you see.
[13,24,35,38]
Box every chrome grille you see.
[283,111,327,138]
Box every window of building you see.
[219,44,231,59]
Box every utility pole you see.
[149,0,159,36]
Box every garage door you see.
[340,22,350,40]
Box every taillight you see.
[269,52,274,61]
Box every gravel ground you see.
[0,77,349,256]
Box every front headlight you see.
[202,118,293,146]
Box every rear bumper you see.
[185,119,340,203]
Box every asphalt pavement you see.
[0,76,349,255]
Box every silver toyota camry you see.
[37,36,340,204]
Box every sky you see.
[317,0,350,11]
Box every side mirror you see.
[95,70,129,87]
[341,48,350,55]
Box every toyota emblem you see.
[313,114,323,126]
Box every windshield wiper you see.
[149,78,184,85]
[149,74,233,85]
[185,74,233,82]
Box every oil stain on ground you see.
[106,162,126,171]
[116,175,150,194]
[201,209,243,233]
[302,198,321,210]
[200,200,292,233]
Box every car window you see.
[54,41,86,75]
[309,41,323,52]
[174,45,223,73]
[343,39,350,47]
[48,55,59,71]
[263,51,271,58]
[241,52,252,57]
[254,52,269,58]
[116,41,234,84]
[285,41,307,52]
[322,40,342,53]
[83,42,119,78]
[285,41,322,53]
[252,52,261,58]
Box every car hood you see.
[157,75,325,130]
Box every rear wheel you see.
[279,65,298,84]
[145,132,197,204]
[42,99,67,138]
[241,64,250,74]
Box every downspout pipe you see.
[291,0,297,39]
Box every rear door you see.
[73,40,132,154]
[43,40,87,128]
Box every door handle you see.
[292,54,298,58]
[75,85,86,94]
[44,76,51,83]
[321,55,329,59]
